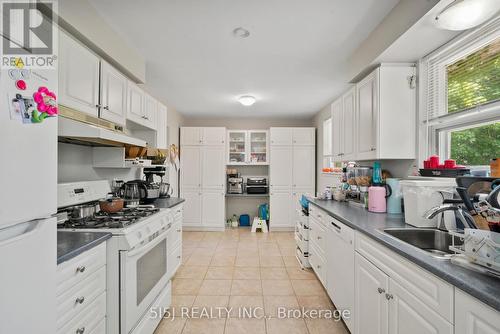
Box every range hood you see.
[58,116,147,147]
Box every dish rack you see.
[449,229,500,275]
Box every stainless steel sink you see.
[381,228,463,259]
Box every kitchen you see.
[1,1,500,334]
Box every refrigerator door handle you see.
[0,220,42,246]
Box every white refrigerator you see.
[0,33,58,333]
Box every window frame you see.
[419,16,500,167]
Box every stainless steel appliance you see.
[121,180,160,204]
[246,177,268,194]
[144,166,173,198]
[228,177,244,194]
[58,181,173,334]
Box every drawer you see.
[57,292,106,334]
[309,242,326,286]
[89,318,106,334]
[173,204,183,221]
[294,231,309,253]
[168,244,182,278]
[309,219,326,253]
[57,242,106,296]
[355,232,454,322]
[309,204,328,226]
[57,266,106,329]
[168,220,182,251]
[295,221,309,241]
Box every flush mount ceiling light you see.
[238,95,256,106]
[233,27,250,38]
[435,0,500,31]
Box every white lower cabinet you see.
[180,190,201,227]
[57,242,107,334]
[167,204,183,278]
[269,190,292,229]
[201,190,225,229]
[455,289,500,334]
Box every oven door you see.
[120,230,169,334]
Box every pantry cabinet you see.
[180,127,226,230]
[100,61,127,125]
[227,130,269,165]
[58,31,100,117]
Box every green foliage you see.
[446,39,500,166]
[450,123,500,166]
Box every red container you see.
[437,164,445,169]
[444,159,456,169]
[429,155,440,169]
[423,160,430,169]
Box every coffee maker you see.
[144,166,172,198]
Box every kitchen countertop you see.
[152,197,185,209]
[57,231,111,265]
[307,198,500,312]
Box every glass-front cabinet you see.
[227,130,269,165]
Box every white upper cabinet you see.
[142,94,157,130]
[269,145,293,190]
[342,88,356,160]
[126,81,144,124]
[202,146,225,189]
[292,146,315,189]
[355,65,416,160]
[180,145,202,189]
[270,128,293,145]
[100,61,127,125]
[181,127,203,146]
[331,98,343,159]
[227,130,269,165]
[58,31,100,117]
[292,128,315,146]
[202,127,226,146]
[156,104,168,150]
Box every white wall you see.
[183,117,313,129]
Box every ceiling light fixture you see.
[233,27,250,38]
[435,0,500,31]
[238,95,256,106]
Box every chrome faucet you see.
[424,205,474,231]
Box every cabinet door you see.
[228,130,247,164]
[126,81,145,124]
[356,70,378,160]
[331,98,343,160]
[201,190,225,229]
[58,31,100,117]
[249,130,269,164]
[270,146,293,190]
[292,146,315,189]
[270,191,292,228]
[293,128,315,146]
[388,279,453,334]
[291,189,314,222]
[156,104,168,149]
[202,146,225,190]
[270,128,293,146]
[143,94,157,130]
[342,88,356,160]
[181,190,201,227]
[100,61,127,125]
[180,146,201,189]
[455,289,500,334]
[181,127,202,146]
[354,253,389,334]
[202,127,226,146]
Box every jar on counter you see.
[491,158,500,177]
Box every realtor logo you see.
[1,1,57,68]
[2,1,53,54]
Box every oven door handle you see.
[126,229,169,258]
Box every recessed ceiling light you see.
[435,0,500,31]
[238,95,256,106]
[233,27,250,38]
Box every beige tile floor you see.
[155,229,349,334]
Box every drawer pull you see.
[75,296,85,304]
[378,288,385,294]
[76,327,85,334]
[177,255,181,259]
[317,265,321,269]
[385,293,393,300]
[331,221,341,231]
[317,236,321,240]
[176,229,181,232]
[76,266,86,273]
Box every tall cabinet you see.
[269,127,315,230]
[180,127,226,231]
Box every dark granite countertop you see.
[307,198,500,312]
[57,231,111,265]
[152,197,185,209]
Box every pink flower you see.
[33,86,58,116]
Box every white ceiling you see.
[88,0,399,118]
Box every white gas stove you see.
[58,181,173,334]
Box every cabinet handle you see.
[177,255,181,259]
[95,104,101,108]
[377,288,385,294]
[385,293,393,300]
[317,264,321,269]
[331,221,341,231]
[76,266,86,273]
[75,296,85,304]
[76,327,85,334]
[370,147,376,151]
[317,236,321,240]
[176,229,181,232]
[103,106,109,110]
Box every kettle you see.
[368,184,392,213]
[386,178,402,214]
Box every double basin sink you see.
[380,227,463,259]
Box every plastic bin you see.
[400,179,456,228]
[239,214,250,226]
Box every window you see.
[422,17,500,167]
